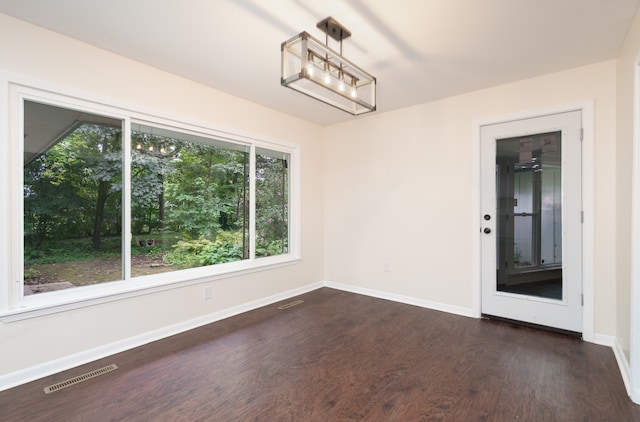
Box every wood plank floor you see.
[1,288,639,421]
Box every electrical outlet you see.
[383,263,391,272]
[203,286,212,300]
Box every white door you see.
[480,111,582,333]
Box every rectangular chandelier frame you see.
[281,31,376,116]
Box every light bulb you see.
[148,145,153,151]
[324,72,331,84]
[338,80,345,92]
[136,143,142,150]
[307,62,314,76]
[351,87,357,98]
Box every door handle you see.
[483,227,491,234]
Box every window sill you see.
[1,255,301,322]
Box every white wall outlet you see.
[203,286,212,300]
[383,262,391,272]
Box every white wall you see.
[616,5,640,398]
[324,60,617,335]
[0,14,324,384]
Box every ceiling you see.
[0,0,638,126]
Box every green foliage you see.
[255,154,288,256]
[24,123,122,248]
[24,236,122,265]
[130,133,249,241]
[164,180,223,239]
[144,246,166,260]
[165,231,244,269]
[165,238,214,269]
[162,143,247,239]
[130,145,176,234]
[256,239,287,258]
[23,267,41,279]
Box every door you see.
[481,111,582,333]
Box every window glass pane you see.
[256,148,289,257]
[131,125,249,273]
[497,132,562,300]
[23,101,123,295]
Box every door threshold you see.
[481,313,582,339]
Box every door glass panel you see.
[496,132,562,300]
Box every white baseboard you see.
[0,281,323,392]
[611,337,632,398]
[323,280,474,318]
[593,333,616,348]
[592,333,633,400]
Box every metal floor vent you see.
[277,299,304,310]
[44,364,118,394]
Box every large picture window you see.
[10,91,296,309]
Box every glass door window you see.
[496,132,562,300]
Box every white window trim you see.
[1,81,301,322]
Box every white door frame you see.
[472,101,595,342]
[630,55,640,404]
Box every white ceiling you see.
[0,0,638,126]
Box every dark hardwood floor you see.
[1,288,639,421]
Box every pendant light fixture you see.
[281,17,376,115]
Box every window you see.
[256,148,289,257]
[5,86,297,315]
[23,101,125,294]
[130,124,252,275]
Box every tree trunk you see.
[92,180,109,249]
[158,174,164,229]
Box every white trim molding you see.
[629,53,640,405]
[324,280,474,318]
[610,336,633,398]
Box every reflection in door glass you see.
[496,132,562,300]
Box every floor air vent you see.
[277,299,304,310]
[44,364,118,394]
